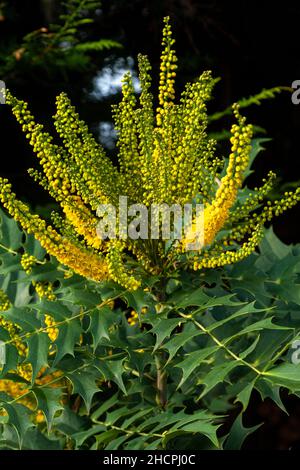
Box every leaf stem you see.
[179,311,264,376]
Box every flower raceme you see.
[1,17,300,290]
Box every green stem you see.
[154,278,168,409]
[155,352,167,409]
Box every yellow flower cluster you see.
[62,196,103,250]
[194,224,264,270]
[0,178,108,283]
[0,317,28,356]
[182,105,253,251]
[0,379,28,403]
[128,310,139,326]
[170,71,217,203]
[113,73,141,202]
[21,253,37,274]
[127,307,147,326]
[0,313,28,356]
[1,17,300,289]
[0,289,28,356]
[54,92,121,207]
[0,365,64,422]
[158,16,177,109]
[44,314,59,342]
[0,289,11,311]
[106,241,141,291]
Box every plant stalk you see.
[155,352,167,409]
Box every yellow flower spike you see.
[227,171,277,226]
[194,224,264,270]
[158,16,177,110]
[54,92,121,206]
[174,71,216,202]
[0,178,108,282]
[181,106,253,251]
[113,72,142,202]
[62,196,103,250]
[5,92,75,204]
[106,241,141,291]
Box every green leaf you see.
[199,361,240,398]
[122,407,154,429]
[26,263,64,283]
[239,335,261,359]
[93,429,120,448]
[60,288,101,308]
[166,278,181,295]
[128,350,153,376]
[208,302,269,332]
[177,421,220,448]
[264,363,300,391]
[255,378,287,413]
[75,39,122,51]
[0,209,23,251]
[259,226,290,261]
[232,317,291,338]
[244,138,271,178]
[235,381,255,411]
[0,329,18,377]
[0,401,34,448]
[21,427,62,450]
[88,306,114,351]
[66,370,99,412]
[0,253,21,275]
[163,329,202,363]
[161,410,220,448]
[91,393,119,422]
[150,318,185,351]
[1,307,40,333]
[33,387,64,432]
[122,288,154,314]
[171,288,239,310]
[26,333,50,383]
[32,300,73,321]
[53,407,87,436]
[94,359,127,394]
[124,435,148,450]
[105,406,136,426]
[106,434,130,450]
[22,233,46,260]
[72,424,106,448]
[53,319,82,364]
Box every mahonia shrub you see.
[0,17,300,450]
[1,17,299,291]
